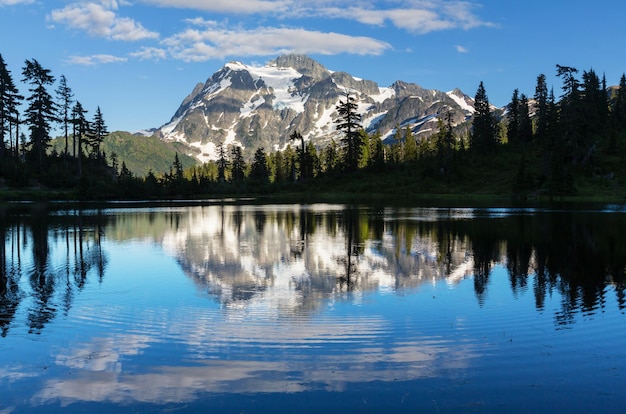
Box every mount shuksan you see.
[157,54,479,162]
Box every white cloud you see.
[455,45,468,53]
[48,2,159,41]
[138,0,291,13]
[135,1,494,35]
[162,24,391,62]
[306,2,494,34]
[130,46,168,60]
[66,54,128,65]
[0,0,35,5]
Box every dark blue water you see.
[1,203,625,413]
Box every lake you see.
[1,201,625,413]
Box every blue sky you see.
[1,0,624,133]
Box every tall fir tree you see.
[217,140,228,183]
[506,89,520,144]
[367,131,385,171]
[250,147,270,183]
[71,101,89,176]
[230,145,246,183]
[534,74,549,142]
[390,124,403,164]
[610,73,626,151]
[518,94,533,142]
[55,74,73,158]
[0,54,22,159]
[335,92,362,172]
[471,81,497,152]
[22,58,57,169]
[90,106,108,159]
[322,139,339,175]
[403,126,418,163]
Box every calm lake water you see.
[1,201,625,413]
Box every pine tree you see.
[71,101,89,176]
[230,145,246,183]
[368,131,385,171]
[471,81,497,152]
[506,89,520,144]
[55,74,73,158]
[217,140,228,183]
[556,65,581,162]
[580,69,608,160]
[610,73,626,151]
[0,54,22,159]
[322,139,339,175]
[22,58,57,169]
[518,94,532,142]
[403,126,418,163]
[250,147,269,183]
[335,92,362,172]
[90,106,108,159]
[435,111,456,171]
[534,74,549,142]
[390,124,403,164]
[172,153,183,180]
[290,130,312,181]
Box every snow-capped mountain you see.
[157,55,477,163]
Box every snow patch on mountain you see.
[228,61,307,113]
[371,87,395,103]
[446,90,475,113]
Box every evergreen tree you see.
[55,74,73,158]
[250,147,270,183]
[471,81,498,152]
[518,94,533,142]
[22,58,57,169]
[217,140,228,183]
[367,131,385,171]
[307,141,320,178]
[172,153,184,180]
[290,130,313,181]
[534,74,549,142]
[0,54,22,159]
[403,126,418,163]
[506,89,520,144]
[556,65,581,162]
[390,124,403,164]
[230,145,246,183]
[71,101,89,176]
[557,65,580,101]
[610,73,626,151]
[270,150,286,183]
[435,112,456,171]
[335,92,363,172]
[579,69,608,160]
[90,106,108,159]
[322,139,340,175]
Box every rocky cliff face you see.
[157,55,478,162]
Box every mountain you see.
[102,131,197,176]
[156,55,479,163]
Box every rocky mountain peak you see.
[270,54,330,80]
[157,55,482,163]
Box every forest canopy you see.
[1,52,625,201]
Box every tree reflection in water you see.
[1,203,625,336]
[1,204,108,336]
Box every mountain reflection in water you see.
[1,202,625,413]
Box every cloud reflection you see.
[34,312,478,406]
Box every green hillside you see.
[51,132,198,177]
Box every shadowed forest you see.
[1,53,626,200]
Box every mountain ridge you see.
[156,54,482,162]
